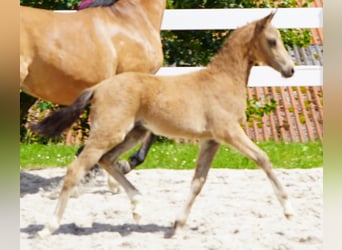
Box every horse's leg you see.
[174,139,220,231]
[75,145,102,185]
[115,132,155,174]
[77,132,154,189]
[76,125,150,192]
[99,125,149,222]
[220,124,294,219]
[37,146,106,238]
[104,125,150,193]
[37,116,136,237]
[100,162,143,223]
[104,132,154,193]
[127,132,155,170]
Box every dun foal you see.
[31,13,295,237]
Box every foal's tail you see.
[29,90,94,138]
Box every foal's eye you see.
[268,39,277,47]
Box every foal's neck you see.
[207,24,256,85]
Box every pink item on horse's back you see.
[78,0,94,10]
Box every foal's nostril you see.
[290,67,295,75]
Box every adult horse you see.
[20,0,166,173]
[31,12,295,237]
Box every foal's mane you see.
[208,21,257,72]
[78,0,118,10]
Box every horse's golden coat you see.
[20,0,166,105]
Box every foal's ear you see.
[255,10,276,32]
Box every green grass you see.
[20,141,323,170]
[20,143,79,169]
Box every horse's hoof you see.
[164,223,177,238]
[37,227,52,239]
[285,213,293,220]
[173,219,186,230]
[36,228,51,239]
[36,216,59,238]
[133,212,142,223]
[36,222,57,239]
[283,200,294,220]
[131,194,143,223]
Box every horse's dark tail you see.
[29,90,94,138]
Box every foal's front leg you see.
[221,124,294,219]
[174,139,220,231]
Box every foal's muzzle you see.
[281,67,295,78]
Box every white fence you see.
[56,8,323,86]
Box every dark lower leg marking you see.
[128,133,155,169]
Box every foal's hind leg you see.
[76,145,101,184]
[126,132,155,170]
[77,132,154,191]
[38,146,106,238]
[220,124,294,219]
[99,125,150,222]
[75,145,119,193]
[113,132,155,180]
[100,163,143,223]
[174,139,220,232]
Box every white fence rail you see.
[55,8,323,86]
[161,8,322,30]
[158,65,322,87]
[55,8,323,29]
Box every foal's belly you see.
[141,118,211,141]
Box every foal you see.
[31,12,295,237]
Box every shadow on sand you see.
[20,171,64,197]
[21,222,175,238]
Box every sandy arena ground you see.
[20,167,322,250]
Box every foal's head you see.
[251,12,294,78]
